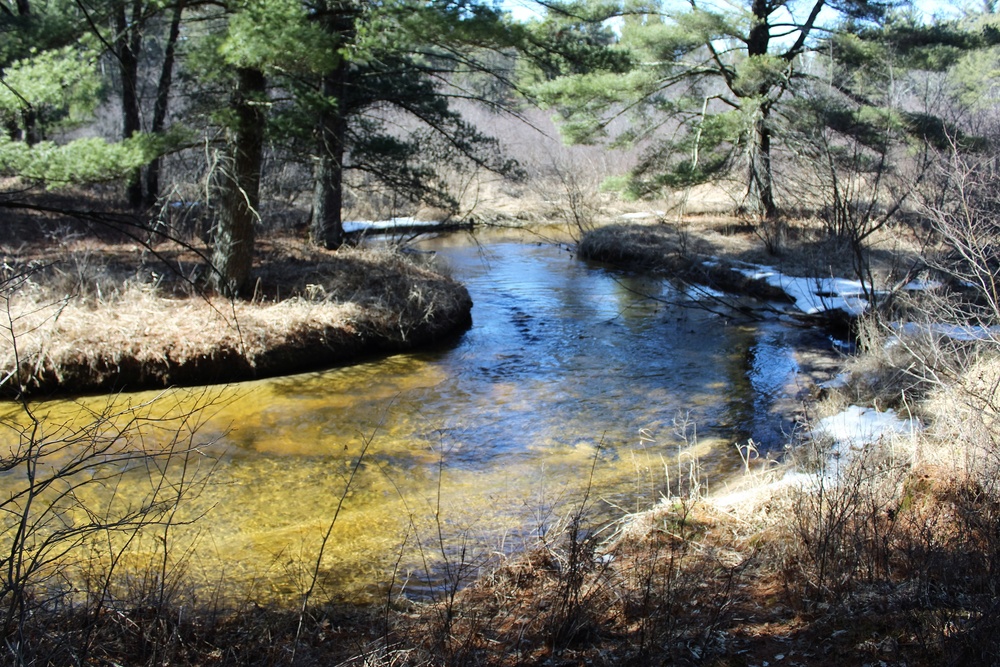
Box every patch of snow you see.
[903,279,944,291]
[620,211,666,220]
[711,406,920,511]
[342,217,442,233]
[814,405,921,450]
[819,373,850,389]
[888,321,1000,344]
[734,266,872,315]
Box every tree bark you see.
[213,67,266,298]
[309,2,357,250]
[7,0,37,143]
[20,108,39,145]
[747,105,777,220]
[144,0,184,207]
[744,0,777,220]
[310,65,348,250]
[115,0,144,208]
[747,0,770,57]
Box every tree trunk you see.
[309,2,357,250]
[744,0,777,220]
[144,0,184,207]
[747,0,770,57]
[20,108,38,145]
[213,67,266,298]
[7,0,37,143]
[747,105,777,220]
[310,65,349,250]
[115,0,144,208]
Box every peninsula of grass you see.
[0,219,472,398]
[578,222,790,301]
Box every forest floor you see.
[4,194,999,665]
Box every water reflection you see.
[0,228,815,603]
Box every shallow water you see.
[0,227,815,603]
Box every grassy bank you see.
[0,228,472,397]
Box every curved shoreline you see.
[4,220,858,399]
[6,302,473,400]
[1,250,474,399]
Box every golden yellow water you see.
[0,233,807,605]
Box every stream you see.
[0,226,831,604]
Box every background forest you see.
[7,0,1000,665]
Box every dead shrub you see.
[397,492,756,667]
[837,308,963,412]
[786,434,911,604]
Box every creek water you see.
[0,227,823,604]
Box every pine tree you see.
[0,0,184,197]
[298,0,521,249]
[527,0,901,220]
[2,0,520,296]
[0,14,163,188]
[202,0,519,290]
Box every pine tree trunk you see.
[748,106,777,220]
[213,67,266,298]
[115,0,144,209]
[144,0,184,207]
[10,0,36,143]
[309,1,357,250]
[744,0,777,220]
[20,108,38,145]
[310,66,348,250]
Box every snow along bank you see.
[712,405,921,511]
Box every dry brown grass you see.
[30,443,1000,667]
[18,333,993,667]
[577,213,927,282]
[0,237,472,397]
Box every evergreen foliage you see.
[2,0,520,296]
[288,0,523,249]
[7,0,997,296]
[0,133,167,184]
[0,0,180,184]
[0,44,101,134]
[524,0,914,217]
